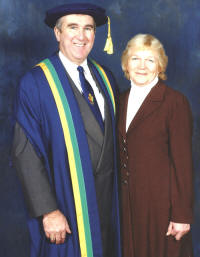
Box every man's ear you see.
[54,27,60,42]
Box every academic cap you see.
[44,3,107,28]
[44,3,113,54]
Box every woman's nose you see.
[139,59,145,69]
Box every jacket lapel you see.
[118,89,130,137]
[127,81,166,133]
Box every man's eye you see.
[70,26,77,30]
[85,27,93,31]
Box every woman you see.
[118,34,193,257]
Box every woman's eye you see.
[131,57,139,61]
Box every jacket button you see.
[123,180,128,184]
[123,163,127,168]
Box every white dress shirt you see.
[126,77,159,132]
[59,51,105,119]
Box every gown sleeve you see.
[12,70,58,218]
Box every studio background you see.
[0,0,199,256]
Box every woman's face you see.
[127,47,160,86]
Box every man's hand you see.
[43,209,71,244]
[166,221,190,240]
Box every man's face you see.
[54,14,95,65]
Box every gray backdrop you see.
[0,0,199,256]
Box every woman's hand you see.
[166,221,190,240]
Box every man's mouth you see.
[74,43,85,47]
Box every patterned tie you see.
[77,66,104,132]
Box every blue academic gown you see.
[13,53,121,257]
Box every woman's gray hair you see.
[121,34,168,80]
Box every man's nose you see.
[77,29,85,40]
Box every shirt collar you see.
[58,51,88,73]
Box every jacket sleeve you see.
[168,93,194,223]
[12,122,58,218]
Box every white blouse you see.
[126,77,159,132]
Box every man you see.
[12,3,121,257]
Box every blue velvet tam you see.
[44,3,108,28]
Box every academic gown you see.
[12,53,121,257]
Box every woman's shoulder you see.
[119,86,130,96]
[161,81,189,104]
[160,81,191,114]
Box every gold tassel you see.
[104,16,114,54]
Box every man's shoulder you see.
[20,55,50,83]
[89,58,112,74]
[89,58,116,85]
[22,53,58,80]
[19,66,44,93]
[18,56,50,94]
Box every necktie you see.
[77,66,104,132]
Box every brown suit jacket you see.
[118,80,194,257]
